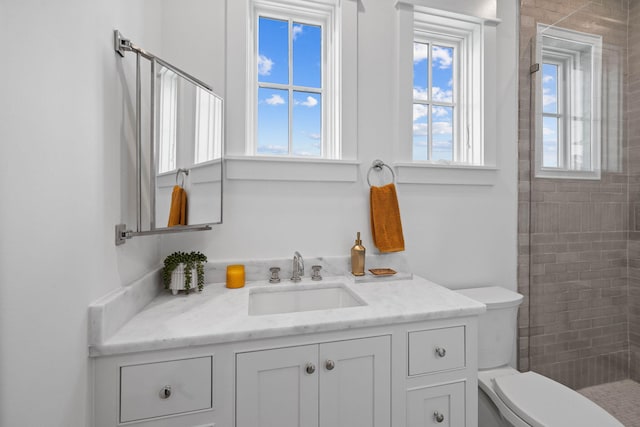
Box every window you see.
[536,24,602,179]
[249,0,338,158]
[410,10,483,165]
[413,41,456,161]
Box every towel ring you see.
[175,168,189,187]
[367,160,395,187]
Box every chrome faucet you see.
[291,251,304,282]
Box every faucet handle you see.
[311,265,322,281]
[269,267,281,283]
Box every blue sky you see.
[257,17,322,156]
[542,63,558,167]
[412,42,454,161]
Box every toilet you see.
[456,286,624,427]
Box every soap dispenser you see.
[351,232,366,276]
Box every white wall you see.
[0,1,161,425]
[164,0,518,292]
[0,0,516,425]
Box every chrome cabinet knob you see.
[434,411,445,423]
[325,359,335,370]
[159,385,172,399]
[435,347,446,358]
[305,363,316,374]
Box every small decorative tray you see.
[347,270,413,283]
[369,268,397,276]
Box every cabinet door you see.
[319,336,391,427]
[406,382,465,427]
[236,345,319,427]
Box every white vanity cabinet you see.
[236,335,391,427]
[90,275,484,427]
[92,318,477,427]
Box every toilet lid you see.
[456,286,523,309]
[493,372,623,427]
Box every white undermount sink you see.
[248,283,366,316]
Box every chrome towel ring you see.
[367,159,395,187]
[175,168,189,187]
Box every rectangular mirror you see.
[113,24,224,245]
[152,59,223,229]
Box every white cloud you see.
[543,126,556,136]
[433,139,452,148]
[414,105,450,124]
[413,87,428,100]
[432,86,453,102]
[413,123,429,137]
[432,46,453,69]
[258,55,273,76]
[543,74,554,84]
[293,150,319,156]
[260,145,287,154]
[297,96,318,107]
[265,94,285,106]
[308,133,321,140]
[415,86,453,102]
[293,25,303,40]
[542,88,556,107]
[432,106,449,117]
[413,104,429,120]
[413,43,429,63]
[432,120,452,135]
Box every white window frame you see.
[247,0,340,159]
[410,9,484,166]
[535,24,602,180]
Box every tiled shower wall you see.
[630,0,640,382]
[518,0,630,389]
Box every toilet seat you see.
[479,368,624,427]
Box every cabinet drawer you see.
[408,326,465,376]
[407,382,465,426]
[120,357,212,423]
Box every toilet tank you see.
[456,286,523,370]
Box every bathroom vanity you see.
[90,272,484,427]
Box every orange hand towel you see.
[370,183,405,252]
[168,185,188,227]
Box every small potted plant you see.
[162,251,208,295]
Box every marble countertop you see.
[89,273,485,357]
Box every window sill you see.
[393,162,498,186]
[225,156,360,182]
[535,168,601,181]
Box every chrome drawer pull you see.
[305,363,316,374]
[434,411,445,423]
[325,360,335,371]
[159,385,172,399]
[435,347,446,358]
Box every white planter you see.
[169,263,199,295]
